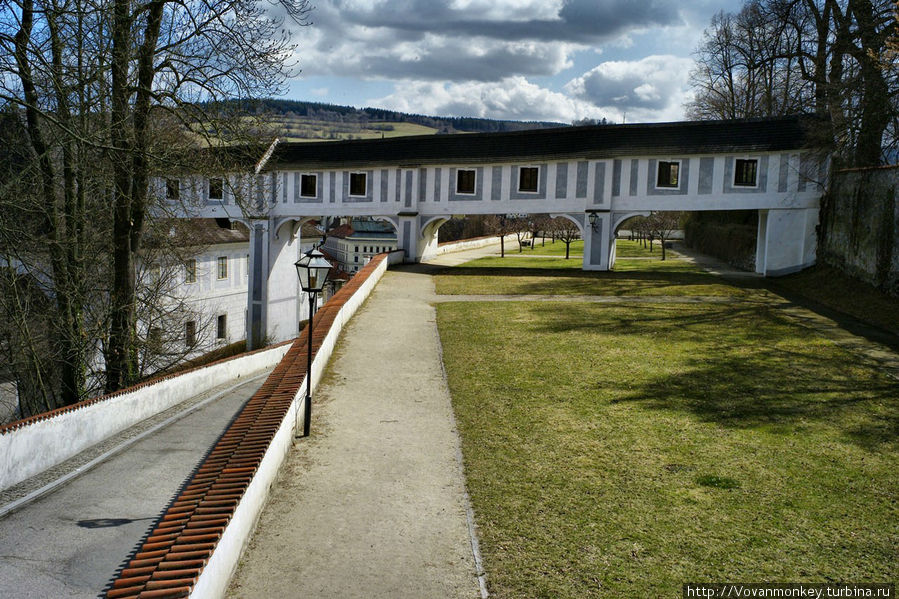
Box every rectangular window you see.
[185,321,196,347]
[300,174,317,197]
[208,177,223,201]
[518,167,539,193]
[734,158,758,187]
[217,256,228,280]
[148,327,163,350]
[456,169,476,194]
[216,314,227,339]
[166,179,180,200]
[349,172,367,196]
[185,259,197,284]
[656,161,680,188]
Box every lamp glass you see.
[295,249,331,293]
[588,212,599,226]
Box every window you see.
[217,256,228,280]
[185,259,197,284]
[300,174,317,197]
[185,321,197,347]
[518,167,539,193]
[166,179,180,200]
[216,314,227,340]
[656,161,680,188]
[456,169,476,194]
[734,158,758,187]
[208,177,223,201]
[349,172,367,196]
[354,255,358,263]
[147,327,163,350]
[355,245,359,252]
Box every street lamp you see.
[295,248,331,437]
[587,211,600,232]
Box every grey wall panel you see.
[433,167,442,202]
[329,172,335,203]
[698,157,714,194]
[419,168,427,202]
[646,159,690,196]
[612,159,621,197]
[449,167,484,201]
[509,163,547,200]
[380,169,389,202]
[404,170,413,208]
[778,154,789,192]
[629,160,639,196]
[593,162,606,205]
[576,161,588,198]
[555,163,568,198]
[491,167,502,201]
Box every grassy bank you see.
[436,255,898,598]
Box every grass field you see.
[435,242,760,298]
[435,254,899,598]
[520,238,665,258]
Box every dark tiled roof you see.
[144,219,249,248]
[266,115,820,169]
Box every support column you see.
[582,211,613,271]
[396,213,420,262]
[247,219,271,350]
[756,208,819,276]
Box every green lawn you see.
[435,259,899,598]
[521,238,665,259]
[434,252,760,298]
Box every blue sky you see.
[279,0,745,123]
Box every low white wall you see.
[0,343,292,492]
[191,251,401,599]
[435,234,519,255]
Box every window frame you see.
[217,256,228,280]
[456,169,477,195]
[656,160,681,189]
[216,314,227,340]
[166,178,180,201]
[185,258,197,284]
[733,157,760,188]
[300,173,317,198]
[185,320,197,347]
[208,177,224,201]
[348,172,367,197]
[517,166,539,193]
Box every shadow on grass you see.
[528,301,899,452]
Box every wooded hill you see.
[210,98,566,142]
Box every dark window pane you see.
[166,179,180,200]
[519,167,538,192]
[208,178,223,200]
[301,174,317,197]
[657,161,679,188]
[457,169,476,194]
[350,173,366,196]
[734,159,758,187]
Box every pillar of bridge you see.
[755,208,818,276]
[247,219,271,350]
[396,213,421,262]
[582,211,614,271]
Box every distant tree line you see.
[205,98,566,134]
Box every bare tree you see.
[546,217,581,260]
[646,212,684,261]
[687,0,898,166]
[0,0,312,400]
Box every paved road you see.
[0,372,270,599]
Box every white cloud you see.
[565,55,695,122]
[369,77,609,123]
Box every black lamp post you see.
[588,211,600,232]
[294,248,331,437]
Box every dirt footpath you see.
[227,268,484,598]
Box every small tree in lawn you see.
[647,211,683,261]
[548,217,580,259]
[484,214,516,258]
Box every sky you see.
[278,0,745,124]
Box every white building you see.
[322,218,397,273]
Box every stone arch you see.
[549,212,585,236]
[612,211,651,235]
[420,216,450,240]
[273,216,317,241]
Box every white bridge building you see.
[163,115,826,349]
